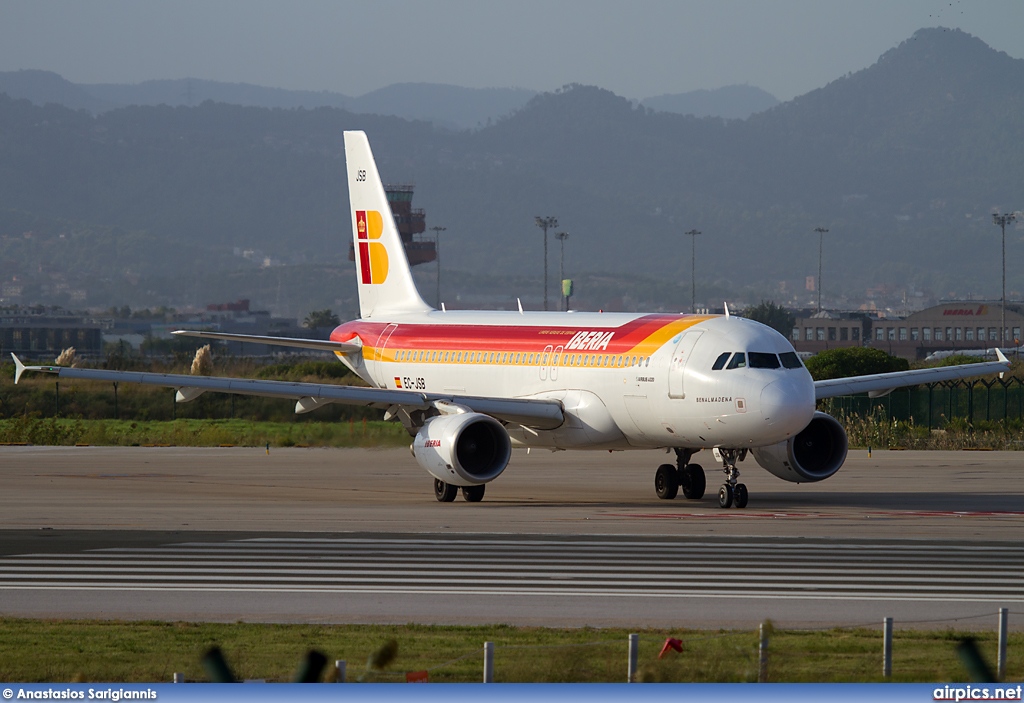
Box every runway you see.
[1,446,1023,627]
[1,532,1020,628]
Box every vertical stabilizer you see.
[344,131,432,318]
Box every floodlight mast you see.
[685,229,700,313]
[535,216,558,311]
[429,225,446,308]
[555,231,569,311]
[814,227,829,312]
[993,213,1017,349]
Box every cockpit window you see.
[748,352,781,369]
[726,352,746,370]
[712,352,730,370]
[779,351,803,369]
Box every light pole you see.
[535,216,558,311]
[814,227,829,312]
[555,231,569,311]
[429,225,446,308]
[685,229,700,313]
[993,213,1017,349]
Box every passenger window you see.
[726,353,746,370]
[712,353,730,370]
[748,352,781,369]
[779,352,803,369]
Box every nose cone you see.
[760,374,816,436]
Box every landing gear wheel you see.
[733,483,748,509]
[461,484,486,502]
[680,464,706,500]
[718,484,733,509]
[434,479,457,503]
[655,464,679,500]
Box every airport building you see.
[0,308,104,358]
[791,302,1024,360]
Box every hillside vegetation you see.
[1,28,1022,313]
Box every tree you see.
[303,309,340,329]
[743,300,795,337]
[804,347,909,381]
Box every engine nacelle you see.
[751,411,848,483]
[411,413,512,486]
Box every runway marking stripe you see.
[230,537,1024,551]
[602,513,1024,519]
[4,537,1023,603]
[3,566,1021,588]
[4,562,1022,582]
[0,584,1022,604]
[94,544,1024,556]
[0,576,1018,595]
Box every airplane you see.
[12,131,1012,508]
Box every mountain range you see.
[0,27,1021,317]
[0,71,779,129]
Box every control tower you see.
[349,184,436,266]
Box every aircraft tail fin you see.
[343,131,432,318]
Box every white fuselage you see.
[335,310,816,451]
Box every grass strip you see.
[0,618,1019,683]
[0,418,410,448]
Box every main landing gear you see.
[653,448,750,509]
[654,448,706,501]
[714,448,748,509]
[433,479,485,503]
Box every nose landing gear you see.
[715,448,749,509]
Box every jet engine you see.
[751,411,848,483]
[411,413,512,486]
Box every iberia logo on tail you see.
[356,210,389,284]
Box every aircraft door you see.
[551,345,563,381]
[373,323,399,386]
[668,331,703,399]
[539,345,553,381]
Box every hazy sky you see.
[1,0,1021,101]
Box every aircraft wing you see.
[814,350,1010,400]
[171,329,361,354]
[11,355,564,430]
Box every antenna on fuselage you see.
[724,302,730,319]
[517,298,524,314]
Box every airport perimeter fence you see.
[823,378,1024,430]
[169,610,1014,683]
